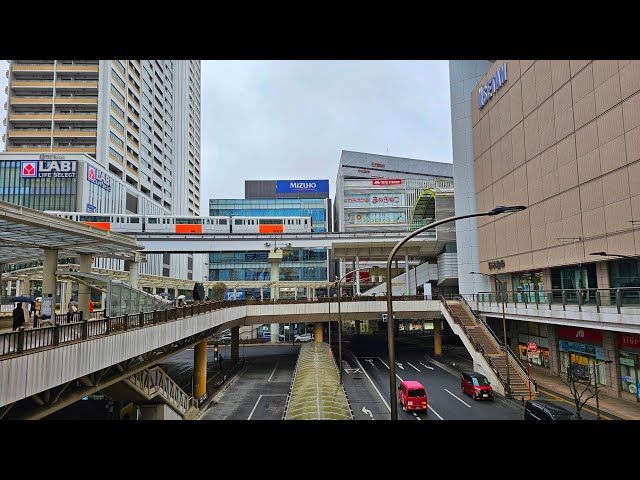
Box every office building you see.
[2,60,203,280]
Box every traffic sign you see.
[527,341,538,352]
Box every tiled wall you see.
[473,61,640,274]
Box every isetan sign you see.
[478,63,507,110]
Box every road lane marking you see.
[354,357,391,412]
[444,388,472,408]
[428,404,444,420]
[267,361,279,382]
[407,362,420,372]
[377,357,403,382]
[362,406,373,418]
[538,388,614,420]
[419,362,434,370]
[396,362,405,370]
[247,394,287,420]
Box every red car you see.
[397,380,428,412]
[461,371,494,400]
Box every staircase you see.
[441,296,536,399]
[124,366,196,417]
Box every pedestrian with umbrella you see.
[12,302,25,331]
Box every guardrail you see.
[0,296,431,358]
[471,287,640,314]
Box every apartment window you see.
[142,146,152,157]
[141,159,151,169]
[111,69,125,88]
[109,131,124,148]
[110,115,124,133]
[142,105,152,118]
[111,100,125,118]
[142,132,152,144]
[111,85,125,104]
[113,60,125,74]
[109,147,123,162]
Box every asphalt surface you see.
[197,345,300,420]
[342,338,523,420]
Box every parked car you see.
[294,333,313,342]
[524,400,578,420]
[397,380,428,412]
[220,334,232,342]
[461,371,494,400]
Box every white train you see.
[45,212,312,234]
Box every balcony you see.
[11,64,98,73]
[7,146,96,153]
[11,97,97,105]
[9,113,97,122]
[11,81,98,89]
[56,65,99,72]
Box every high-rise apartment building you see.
[2,60,203,280]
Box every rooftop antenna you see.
[386,144,390,154]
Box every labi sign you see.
[20,159,77,178]
[87,163,112,192]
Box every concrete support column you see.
[270,323,280,344]
[603,330,621,397]
[355,255,360,295]
[434,319,442,356]
[78,254,92,319]
[405,254,410,295]
[260,288,264,301]
[15,279,22,296]
[127,260,140,289]
[294,289,298,300]
[193,340,207,401]
[233,287,237,299]
[268,249,283,343]
[174,288,178,300]
[312,287,315,300]
[22,278,30,298]
[7,280,12,297]
[231,326,240,361]
[355,320,361,335]
[547,323,560,376]
[314,322,323,343]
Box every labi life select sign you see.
[478,63,507,110]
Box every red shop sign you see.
[557,326,602,342]
[618,333,640,350]
[372,179,402,186]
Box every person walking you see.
[218,354,224,370]
[67,297,77,323]
[12,303,25,331]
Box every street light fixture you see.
[470,271,510,396]
[335,268,366,385]
[386,205,526,420]
[590,251,640,262]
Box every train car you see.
[45,211,143,233]
[143,215,230,234]
[230,216,312,234]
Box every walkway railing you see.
[0,295,430,358]
[127,366,193,415]
[471,287,640,314]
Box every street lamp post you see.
[335,268,366,385]
[386,205,527,420]
[593,359,613,420]
[470,271,510,396]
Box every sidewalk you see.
[436,345,640,420]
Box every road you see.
[198,345,299,420]
[343,337,523,420]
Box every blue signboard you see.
[225,291,244,300]
[86,204,97,213]
[559,340,605,360]
[276,180,329,193]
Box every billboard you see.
[345,211,406,225]
[87,163,112,192]
[20,159,77,179]
[276,180,329,193]
[344,193,404,207]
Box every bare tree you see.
[560,362,596,419]
[211,282,227,302]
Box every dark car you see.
[524,400,578,420]
[461,371,494,400]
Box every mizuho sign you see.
[478,63,507,110]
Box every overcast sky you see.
[0,61,454,215]
[200,60,452,212]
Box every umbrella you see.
[177,295,186,300]
[10,295,33,303]
[35,297,43,301]
[158,292,170,298]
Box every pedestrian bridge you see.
[0,296,441,418]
